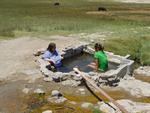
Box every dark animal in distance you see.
[54,2,60,6]
[98,7,107,11]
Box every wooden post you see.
[73,68,129,113]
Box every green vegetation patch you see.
[105,36,150,65]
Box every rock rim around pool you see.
[35,44,134,88]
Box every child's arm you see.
[95,59,99,72]
[42,51,52,59]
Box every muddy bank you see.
[0,77,150,113]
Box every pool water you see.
[58,53,119,73]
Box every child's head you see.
[94,43,104,51]
[47,43,56,52]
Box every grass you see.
[0,0,150,65]
[105,36,150,66]
[27,93,104,113]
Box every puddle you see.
[59,53,119,73]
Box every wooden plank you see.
[73,68,129,113]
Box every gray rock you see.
[44,77,53,82]
[42,110,52,113]
[51,90,62,97]
[69,101,77,105]
[78,88,85,92]
[88,72,97,76]
[117,99,150,113]
[72,76,82,81]
[78,88,86,95]
[34,88,45,94]
[81,102,94,109]
[118,77,150,97]
[61,80,81,87]
[134,66,150,77]
[52,72,64,82]
[99,102,117,113]
[22,88,30,94]
[91,76,99,81]
[47,96,67,104]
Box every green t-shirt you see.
[94,51,108,72]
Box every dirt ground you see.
[0,36,81,82]
[0,36,86,113]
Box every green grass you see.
[0,0,150,65]
[0,0,150,38]
[105,36,150,65]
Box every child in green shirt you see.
[88,43,108,72]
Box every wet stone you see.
[22,88,30,94]
[47,96,67,104]
[34,88,45,95]
[52,72,65,82]
[51,90,62,97]
[43,77,53,82]
[61,80,81,87]
[47,90,67,104]
[134,66,150,77]
[42,110,52,113]
[69,101,77,105]
[72,76,83,81]
[81,102,94,109]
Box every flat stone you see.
[78,88,85,92]
[52,72,64,82]
[99,102,116,113]
[91,76,99,81]
[88,72,97,76]
[51,90,62,97]
[44,77,53,82]
[34,88,45,94]
[72,76,82,81]
[61,80,81,87]
[47,96,67,104]
[118,77,150,97]
[22,88,30,94]
[117,99,150,113]
[81,102,94,109]
[69,101,77,105]
[134,66,150,77]
[42,110,52,113]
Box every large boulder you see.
[117,99,150,113]
[118,76,150,97]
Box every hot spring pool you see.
[58,53,119,73]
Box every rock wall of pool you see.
[35,44,134,87]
